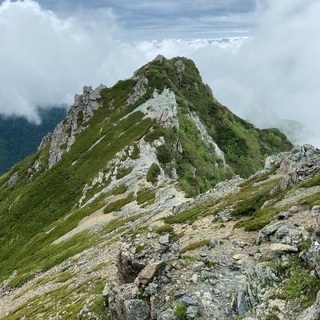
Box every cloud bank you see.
[0,0,319,146]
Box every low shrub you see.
[146,163,160,184]
[103,193,135,214]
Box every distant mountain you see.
[0,107,67,174]
[6,56,320,320]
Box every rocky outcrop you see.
[265,144,320,190]
[126,75,148,106]
[189,111,226,166]
[39,85,106,168]
[104,232,182,320]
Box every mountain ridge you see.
[5,56,320,319]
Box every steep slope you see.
[0,56,294,319]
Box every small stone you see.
[102,284,111,299]
[159,234,170,245]
[145,283,157,297]
[192,261,204,272]
[174,290,186,298]
[181,296,198,306]
[209,279,218,286]
[123,299,151,320]
[213,288,221,295]
[190,274,198,284]
[232,254,244,261]
[186,306,199,319]
[209,238,219,248]
[289,206,299,213]
[200,270,215,281]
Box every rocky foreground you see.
[1,144,320,319]
[99,144,320,320]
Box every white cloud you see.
[0,0,122,121]
[0,0,320,147]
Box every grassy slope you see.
[0,79,152,285]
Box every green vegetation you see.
[300,191,320,207]
[103,192,135,214]
[146,163,161,184]
[175,113,232,197]
[154,224,174,235]
[164,199,219,225]
[226,177,284,231]
[116,166,133,179]
[156,145,173,163]
[180,239,210,253]
[299,173,320,188]
[273,260,320,308]
[173,302,187,319]
[135,57,291,197]
[111,183,128,195]
[136,189,156,206]
[3,278,107,319]
[130,143,140,159]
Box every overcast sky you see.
[0,0,320,146]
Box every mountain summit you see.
[2,56,313,319]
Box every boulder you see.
[117,249,146,284]
[135,261,165,285]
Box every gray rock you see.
[46,85,104,169]
[209,238,219,248]
[153,54,167,65]
[257,221,283,243]
[269,243,298,254]
[275,224,294,239]
[158,310,175,320]
[186,305,199,319]
[123,299,150,320]
[159,234,170,245]
[117,249,146,283]
[236,291,250,317]
[146,283,158,295]
[213,288,221,295]
[181,296,198,306]
[191,261,204,272]
[102,284,112,305]
[200,270,215,281]
[305,242,320,277]
[174,290,186,298]
[190,274,198,284]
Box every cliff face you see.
[0,56,304,319]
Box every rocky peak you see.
[39,84,106,168]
